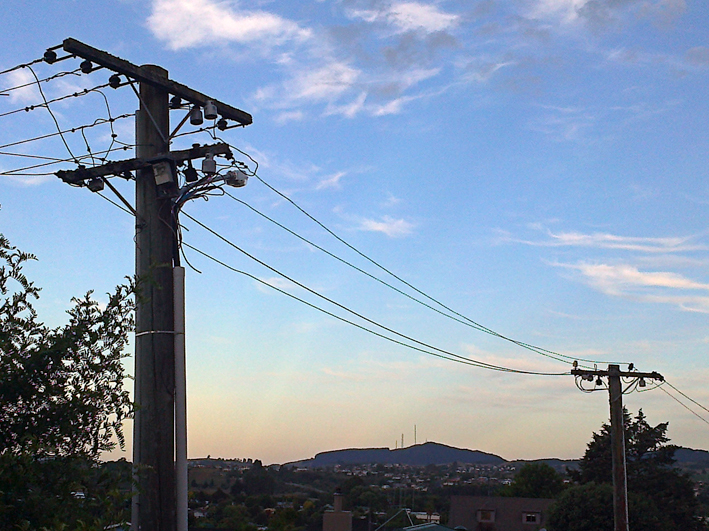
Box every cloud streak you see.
[347,2,460,34]
[554,261,709,312]
[358,216,415,237]
[517,229,706,253]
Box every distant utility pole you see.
[571,364,663,531]
[53,38,252,531]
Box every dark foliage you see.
[502,462,565,498]
[549,409,707,531]
[0,235,134,530]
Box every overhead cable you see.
[0,145,133,176]
[224,191,586,368]
[181,240,567,377]
[664,381,709,415]
[658,385,709,426]
[181,211,568,377]
[26,64,77,162]
[0,81,112,120]
[0,68,81,96]
[0,113,134,151]
[0,58,43,77]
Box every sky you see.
[0,0,708,465]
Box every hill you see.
[286,441,505,468]
[282,442,709,472]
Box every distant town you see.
[172,441,709,530]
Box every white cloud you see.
[348,2,459,33]
[255,276,299,293]
[3,70,38,104]
[529,0,588,24]
[316,171,346,190]
[0,174,54,186]
[282,62,361,103]
[147,0,311,50]
[274,110,304,124]
[325,92,368,118]
[568,263,709,293]
[382,192,402,207]
[358,216,415,237]
[555,262,709,312]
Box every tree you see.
[502,462,565,498]
[0,235,134,530]
[548,409,707,531]
[548,482,669,531]
[243,459,276,496]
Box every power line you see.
[26,64,77,162]
[0,58,43,77]
[0,150,70,162]
[657,384,709,426]
[180,210,568,376]
[0,113,134,151]
[0,68,81,95]
[253,173,622,365]
[181,240,566,376]
[96,190,134,217]
[663,381,709,415]
[223,191,592,368]
[205,140,617,368]
[89,172,568,377]
[0,81,112,120]
[0,145,134,176]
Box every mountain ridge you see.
[283,441,709,470]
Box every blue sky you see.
[1,0,708,464]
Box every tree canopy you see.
[0,235,135,530]
[548,409,707,531]
[502,462,565,498]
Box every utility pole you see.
[52,38,252,531]
[571,364,663,531]
[133,64,175,531]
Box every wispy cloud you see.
[517,229,705,253]
[358,216,415,237]
[316,171,346,190]
[563,262,709,293]
[145,0,697,123]
[528,0,686,29]
[507,225,709,312]
[347,2,460,34]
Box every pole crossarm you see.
[61,38,253,126]
[55,142,232,184]
[572,368,664,381]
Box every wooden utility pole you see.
[608,364,629,531]
[572,365,663,531]
[133,65,175,531]
[53,38,252,531]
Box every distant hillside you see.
[283,443,708,471]
[674,447,709,470]
[286,442,505,468]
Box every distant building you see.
[323,491,352,531]
[448,495,553,531]
[412,511,441,523]
[402,523,456,531]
